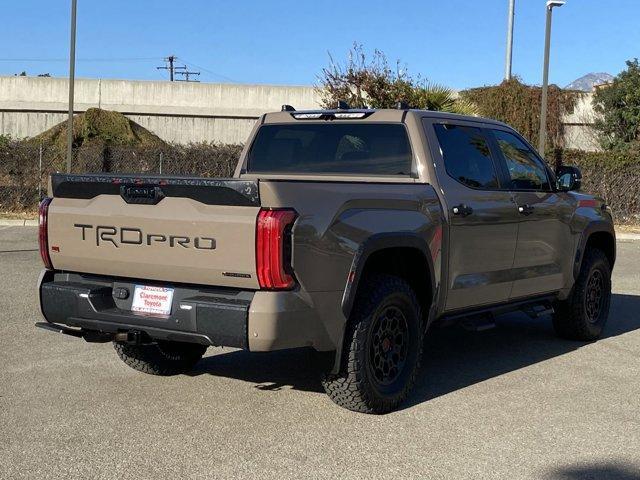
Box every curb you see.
[0,219,38,227]
[616,232,640,241]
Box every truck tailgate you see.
[47,174,260,289]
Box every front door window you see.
[493,130,550,191]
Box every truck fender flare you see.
[573,220,616,279]
[340,232,436,320]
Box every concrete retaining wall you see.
[0,76,321,144]
[0,76,599,150]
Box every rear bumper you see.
[38,270,252,348]
[37,270,336,352]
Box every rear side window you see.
[492,130,550,191]
[247,123,412,175]
[433,124,499,189]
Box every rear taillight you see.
[39,197,53,270]
[256,208,297,290]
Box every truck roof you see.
[262,108,510,128]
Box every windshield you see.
[247,123,412,175]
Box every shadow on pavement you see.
[544,462,640,479]
[191,345,326,393]
[189,293,640,402]
[405,292,640,409]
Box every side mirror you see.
[556,165,582,191]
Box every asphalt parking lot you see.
[1,226,639,480]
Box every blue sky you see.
[1,0,638,89]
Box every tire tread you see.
[114,341,207,376]
[322,274,424,414]
[553,248,611,341]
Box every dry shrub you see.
[461,78,579,149]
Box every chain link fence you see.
[560,149,640,225]
[0,141,242,213]
[1,140,639,224]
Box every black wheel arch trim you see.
[340,232,436,320]
[574,220,616,279]
[332,232,436,375]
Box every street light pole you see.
[504,0,515,80]
[538,0,565,155]
[66,0,77,173]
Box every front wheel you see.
[321,274,424,414]
[114,340,207,376]
[553,248,612,341]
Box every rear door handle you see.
[452,204,473,217]
[518,204,534,216]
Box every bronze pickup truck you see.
[37,106,615,414]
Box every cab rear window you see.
[247,123,412,175]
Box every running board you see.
[523,302,555,318]
[460,315,497,332]
[438,294,557,329]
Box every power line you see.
[0,57,160,62]
[179,57,237,83]
[1,55,237,84]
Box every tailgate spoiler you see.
[51,173,260,207]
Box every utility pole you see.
[157,55,177,81]
[66,0,77,173]
[538,0,566,155]
[157,56,200,82]
[175,70,201,82]
[504,0,515,80]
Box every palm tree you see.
[415,83,479,116]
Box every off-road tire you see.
[114,341,207,376]
[321,274,424,414]
[553,248,611,341]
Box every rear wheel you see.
[553,248,611,341]
[321,274,424,414]
[114,340,207,376]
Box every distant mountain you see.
[565,72,614,91]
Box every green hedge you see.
[559,149,640,224]
[461,78,579,150]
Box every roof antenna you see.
[281,104,296,112]
[336,100,350,110]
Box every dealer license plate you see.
[131,285,174,316]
